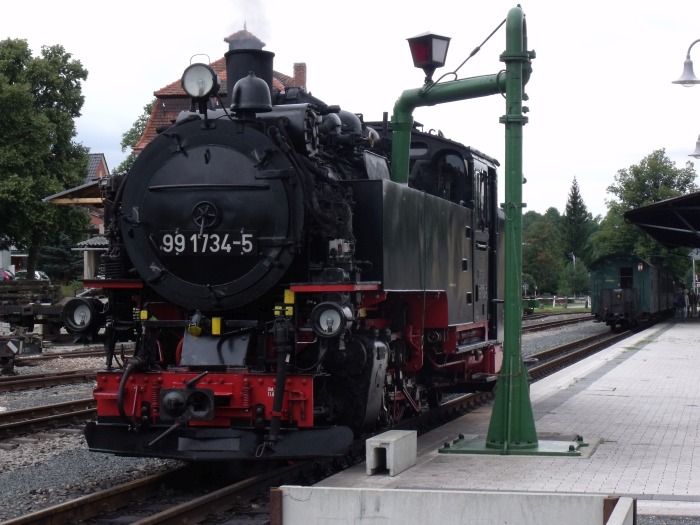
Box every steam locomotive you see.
[84,46,505,460]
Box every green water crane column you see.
[438,8,585,456]
[483,6,538,452]
[388,6,585,456]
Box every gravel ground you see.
[0,320,693,523]
[0,353,183,522]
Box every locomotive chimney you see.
[223,27,275,101]
[225,49,275,101]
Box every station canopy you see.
[624,191,700,249]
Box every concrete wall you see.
[274,487,634,525]
[0,250,11,271]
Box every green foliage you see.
[115,100,153,173]
[38,231,85,283]
[558,260,589,296]
[59,279,85,299]
[0,38,89,275]
[607,149,696,209]
[522,208,564,294]
[522,150,695,297]
[591,149,697,273]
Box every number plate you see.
[158,231,257,256]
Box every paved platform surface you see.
[317,317,700,517]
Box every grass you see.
[535,307,591,314]
[59,280,85,299]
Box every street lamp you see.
[672,39,700,87]
[690,135,700,159]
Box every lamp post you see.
[673,40,700,157]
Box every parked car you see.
[0,269,14,281]
[13,270,50,281]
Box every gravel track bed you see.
[521,314,609,357]
[0,323,677,523]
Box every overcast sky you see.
[4,0,700,218]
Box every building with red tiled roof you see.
[133,29,307,155]
[86,153,109,184]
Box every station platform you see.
[277,317,700,523]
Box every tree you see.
[607,149,696,210]
[591,149,697,267]
[115,100,153,173]
[558,260,589,296]
[0,39,89,278]
[562,177,595,266]
[522,208,564,294]
[38,232,84,282]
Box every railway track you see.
[1,324,632,524]
[16,349,104,362]
[1,458,335,525]
[0,369,96,392]
[14,342,133,364]
[522,313,592,333]
[1,389,487,525]
[0,398,95,438]
[526,330,631,380]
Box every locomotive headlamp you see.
[407,32,451,83]
[181,63,219,99]
[310,302,353,338]
[61,297,105,334]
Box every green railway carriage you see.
[589,254,678,329]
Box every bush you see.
[59,280,84,299]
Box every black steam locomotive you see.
[84,47,505,460]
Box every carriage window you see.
[409,152,471,205]
[475,168,489,227]
[435,153,469,204]
[620,267,633,288]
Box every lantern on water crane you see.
[407,32,451,84]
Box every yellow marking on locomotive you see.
[212,317,221,335]
[274,289,295,317]
[274,305,294,317]
[284,289,295,304]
